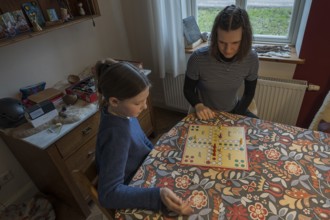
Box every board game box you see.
[65,76,97,103]
[181,124,249,170]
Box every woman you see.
[184,5,259,120]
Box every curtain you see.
[147,0,193,78]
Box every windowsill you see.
[185,42,305,65]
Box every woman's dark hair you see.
[210,5,253,61]
[94,58,151,107]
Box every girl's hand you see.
[195,103,216,120]
[160,188,193,216]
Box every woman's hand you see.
[160,187,193,216]
[195,103,216,120]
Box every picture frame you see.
[22,1,46,27]
[47,8,59,22]
[1,12,17,37]
[0,16,9,40]
[183,16,202,45]
[11,10,31,34]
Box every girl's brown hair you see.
[210,5,253,61]
[94,58,151,108]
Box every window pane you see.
[196,0,235,32]
[247,0,295,37]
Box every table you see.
[116,112,330,220]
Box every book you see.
[1,12,17,37]
[11,10,31,34]
[22,1,46,27]
[0,16,9,39]
[47,8,59,22]
[183,16,202,46]
[28,88,63,104]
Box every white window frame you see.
[193,0,307,45]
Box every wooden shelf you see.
[185,42,305,65]
[0,0,100,48]
[0,15,99,47]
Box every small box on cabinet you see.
[25,100,58,127]
[65,76,98,103]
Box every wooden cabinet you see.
[138,96,155,137]
[0,97,155,219]
[0,112,100,219]
[0,0,100,47]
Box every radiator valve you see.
[307,84,320,91]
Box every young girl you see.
[94,58,193,216]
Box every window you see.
[195,0,306,45]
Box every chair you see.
[248,98,258,116]
[309,90,330,132]
[72,161,115,220]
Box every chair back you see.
[72,161,115,220]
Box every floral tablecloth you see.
[116,112,330,220]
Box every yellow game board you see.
[181,124,249,170]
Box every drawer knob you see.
[82,127,92,136]
[87,150,95,158]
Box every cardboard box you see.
[65,76,98,103]
[25,100,58,127]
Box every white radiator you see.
[254,76,307,125]
[163,74,190,112]
[163,75,307,125]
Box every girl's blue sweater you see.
[96,107,162,210]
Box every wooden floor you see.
[57,107,186,220]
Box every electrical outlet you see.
[0,170,14,187]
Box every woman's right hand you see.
[195,103,216,120]
[160,187,193,216]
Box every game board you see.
[181,124,249,170]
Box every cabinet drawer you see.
[65,136,96,173]
[66,136,97,200]
[56,113,99,159]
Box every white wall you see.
[0,0,132,205]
